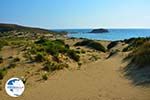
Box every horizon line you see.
[1,23,150,30]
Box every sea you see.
[54,29,150,41]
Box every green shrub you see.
[0,68,7,80]
[67,50,80,62]
[43,61,68,72]
[42,73,48,80]
[89,42,106,52]
[74,40,91,46]
[123,37,150,52]
[124,37,150,44]
[34,52,45,62]
[89,55,100,61]
[32,39,79,62]
[74,40,106,52]
[37,39,68,56]
[107,41,118,50]
[54,39,65,45]
[122,46,130,52]
[35,37,46,44]
[30,46,37,54]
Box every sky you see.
[0,0,150,29]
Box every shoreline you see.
[0,24,150,100]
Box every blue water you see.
[55,29,150,41]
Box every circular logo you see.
[5,77,25,97]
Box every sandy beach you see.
[0,42,150,100]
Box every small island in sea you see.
[90,28,109,33]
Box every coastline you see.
[0,24,150,100]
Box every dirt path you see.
[1,54,150,100]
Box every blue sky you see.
[0,0,150,29]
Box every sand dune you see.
[1,53,150,100]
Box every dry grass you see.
[126,41,150,68]
[124,41,150,85]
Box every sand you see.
[1,52,150,100]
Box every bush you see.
[122,46,131,52]
[89,42,106,52]
[13,57,20,62]
[0,68,7,80]
[34,52,45,62]
[125,41,150,68]
[31,39,80,63]
[123,41,150,85]
[123,37,150,52]
[89,55,100,61]
[124,37,150,44]
[74,40,106,52]
[54,39,65,45]
[38,39,68,56]
[67,50,80,62]
[42,73,48,80]
[35,37,46,44]
[107,41,118,50]
[43,61,68,72]
[74,40,91,46]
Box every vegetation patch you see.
[43,61,68,72]
[67,50,80,62]
[89,55,100,61]
[0,40,8,50]
[74,40,106,52]
[42,73,48,80]
[0,23,54,34]
[107,41,118,50]
[0,68,7,80]
[125,41,150,68]
[124,41,150,85]
[34,52,45,62]
[33,38,80,62]
[123,37,150,52]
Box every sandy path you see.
[1,54,150,100]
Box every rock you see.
[90,28,109,33]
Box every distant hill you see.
[0,23,54,34]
